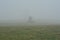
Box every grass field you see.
[0,25,60,40]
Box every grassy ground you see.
[0,25,60,40]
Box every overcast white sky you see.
[0,0,60,22]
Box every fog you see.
[0,0,60,25]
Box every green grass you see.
[0,25,60,40]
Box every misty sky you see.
[0,0,60,21]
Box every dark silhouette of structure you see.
[28,16,32,23]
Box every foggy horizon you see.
[0,0,60,24]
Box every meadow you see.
[0,25,60,40]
